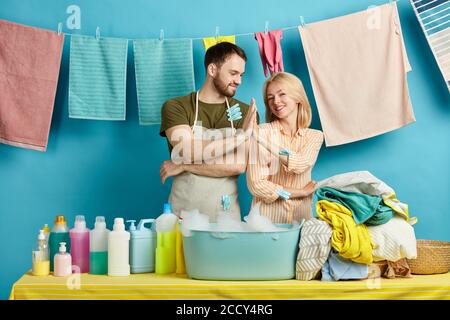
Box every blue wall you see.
[0,0,448,299]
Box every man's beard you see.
[213,75,236,98]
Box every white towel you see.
[368,216,417,262]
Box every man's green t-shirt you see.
[160,92,258,138]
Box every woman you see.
[247,72,324,223]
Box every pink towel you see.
[255,30,284,77]
[299,3,415,147]
[0,20,64,151]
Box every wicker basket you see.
[407,240,450,275]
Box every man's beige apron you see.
[169,93,241,222]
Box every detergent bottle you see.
[54,242,72,277]
[155,203,178,274]
[32,229,50,276]
[108,218,130,276]
[175,218,186,274]
[128,219,156,274]
[49,215,70,272]
[42,224,50,245]
[90,216,109,275]
[70,215,90,273]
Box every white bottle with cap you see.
[54,242,72,277]
[108,218,130,276]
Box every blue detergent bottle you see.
[127,219,156,274]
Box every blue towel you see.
[315,187,393,225]
[133,39,195,125]
[321,250,368,281]
[69,35,128,120]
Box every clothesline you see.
[190,25,301,40]
[56,24,302,41]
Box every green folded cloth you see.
[315,187,393,225]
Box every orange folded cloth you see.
[0,20,64,151]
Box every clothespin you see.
[215,26,220,41]
[159,29,164,41]
[96,26,100,40]
[300,16,306,28]
[221,195,231,212]
[265,21,269,35]
[57,22,63,36]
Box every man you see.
[159,42,258,222]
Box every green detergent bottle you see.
[49,215,70,272]
[90,216,109,275]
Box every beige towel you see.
[299,3,415,147]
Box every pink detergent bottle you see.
[70,215,90,273]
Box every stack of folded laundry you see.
[296,171,417,281]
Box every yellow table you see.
[9,271,450,300]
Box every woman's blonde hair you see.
[263,72,312,128]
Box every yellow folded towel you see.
[316,200,374,264]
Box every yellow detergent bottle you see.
[175,219,186,274]
[155,203,178,274]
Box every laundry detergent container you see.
[182,224,301,280]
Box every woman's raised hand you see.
[242,98,257,138]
